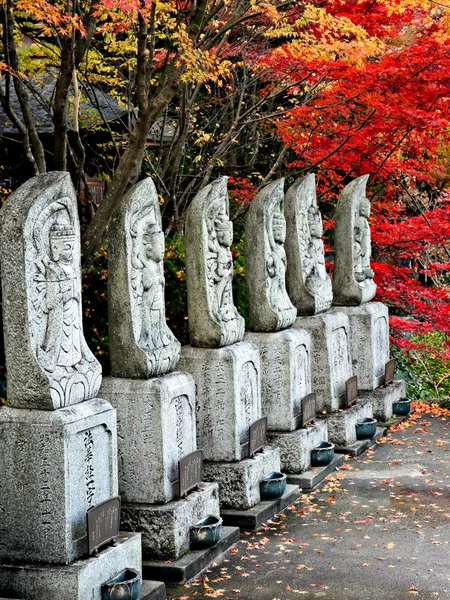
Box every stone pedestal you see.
[179,341,261,462]
[0,398,118,565]
[360,380,407,421]
[332,302,389,390]
[244,329,311,432]
[325,398,373,447]
[292,312,353,413]
[120,482,220,560]
[202,446,281,510]
[100,373,196,504]
[267,419,328,474]
[0,534,142,600]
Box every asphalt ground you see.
[167,404,450,600]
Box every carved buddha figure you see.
[212,215,237,323]
[133,215,178,370]
[41,221,82,372]
[268,210,295,328]
[354,196,375,285]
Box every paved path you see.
[167,407,450,600]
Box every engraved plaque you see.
[345,376,358,408]
[179,450,203,498]
[87,496,121,556]
[384,359,395,386]
[301,393,317,427]
[249,417,267,457]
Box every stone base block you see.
[120,482,219,561]
[359,380,406,421]
[202,446,281,510]
[0,533,141,600]
[244,329,311,431]
[378,414,410,430]
[220,485,299,531]
[293,312,353,412]
[179,342,261,462]
[332,303,389,390]
[142,526,240,584]
[324,398,373,446]
[287,453,345,492]
[100,373,196,504]
[0,398,118,565]
[335,427,386,456]
[267,419,328,474]
[141,580,167,600]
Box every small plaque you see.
[384,359,396,386]
[87,496,121,556]
[179,450,203,498]
[301,393,317,427]
[345,376,358,408]
[249,417,267,457]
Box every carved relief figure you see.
[129,200,180,375]
[354,197,375,286]
[204,185,244,345]
[31,199,101,408]
[285,174,332,315]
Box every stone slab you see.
[332,175,377,306]
[267,419,328,474]
[245,179,297,332]
[286,453,345,491]
[284,174,333,316]
[0,533,141,600]
[332,303,389,390]
[359,379,406,421]
[0,398,117,565]
[100,373,196,504]
[120,482,220,561]
[0,172,101,410]
[142,526,240,584]
[141,580,167,600]
[334,427,386,456]
[244,328,311,432]
[108,177,181,379]
[179,342,261,461]
[324,398,373,447]
[202,446,281,510]
[220,485,299,531]
[377,414,410,430]
[292,312,353,412]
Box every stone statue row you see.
[0,171,374,411]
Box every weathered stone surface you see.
[245,179,296,332]
[100,373,196,504]
[325,398,373,446]
[185,177,245,348]
[332,303,389,390]
[0,398,117,565]
[267,419,328,474]
[333,175,376,306]
[179,342,261,462]
[0,533,141,600]
[292,312,353,412]
[108,177,180,378]
[244,328,311,432]
[202,446,281,509]
[285,174,333,315]
[359,380,406,421]
[0,172,101,410]
[121,482,220,560]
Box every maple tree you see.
[1,0,449,390]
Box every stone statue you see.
[284,174,332,315]
[245,179,296,332]
[0,172,101,410]
[332,174,376,305]
[185,176,245,348]
[108,177,180,377]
